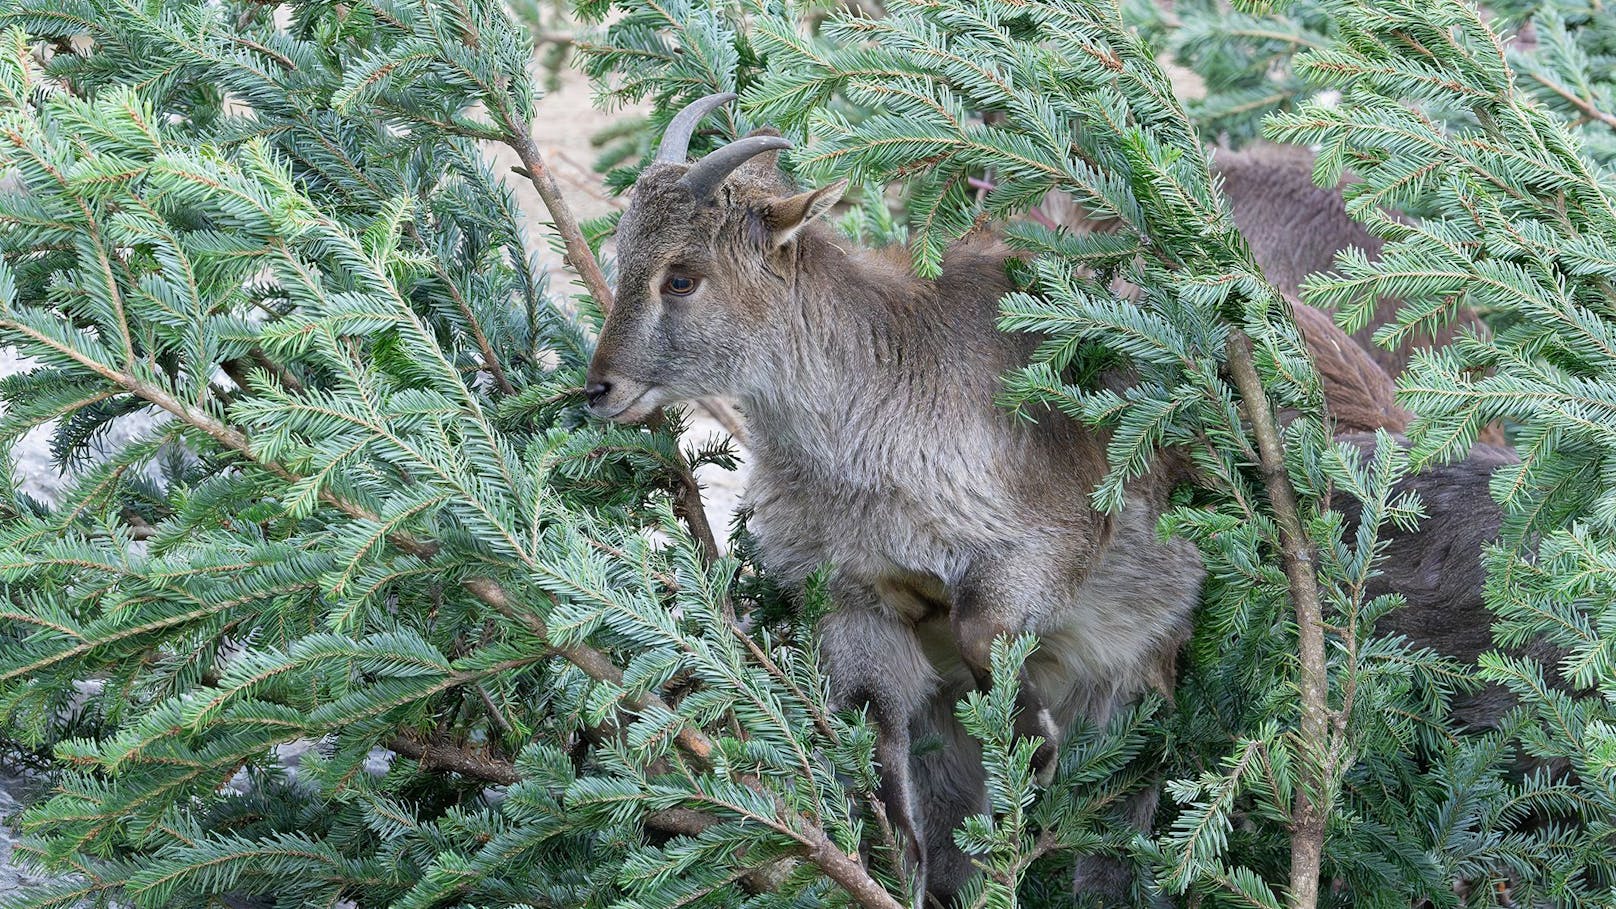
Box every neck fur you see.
[736,236,966,479]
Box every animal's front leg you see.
[818,600,936,902]
[952,564,1062,783]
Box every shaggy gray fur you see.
[587,122,1202,901]
[586,103,1526,903]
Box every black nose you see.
[585,381,612,407]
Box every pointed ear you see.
[764,179,849,246]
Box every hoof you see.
[1019,707,1062,784]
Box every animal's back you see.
[1215,143,1384,300]
[1214,143,1493,384]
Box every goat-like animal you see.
[586,94,1204,899]
[587,97,1529,901]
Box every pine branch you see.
[1225,334,1331,909]
[0,306,711,755]
[18,0,1616,902]
[387,733,520,784]
[3,306,912,906]
[389,732,797,891]
[429,254,516,395]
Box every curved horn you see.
[654,91,738,164]
[679,135,793,200]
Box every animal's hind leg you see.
[818,597,937,899]
[951,560,1063,782]
[910,692,989,901]
[1071,781,1162,905]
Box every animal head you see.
[585,93,847,421]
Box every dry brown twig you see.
[1529,71,1616,130]
[550,148,628,208]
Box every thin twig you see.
[654,412,723,565]
[531,30,577,47]
[696,397,750,448]
[587,537,683,590]
[1225,333,1331,909]
[1528,71,1616,130]
[388,734,519,784]
[551,149,626,207]
[384,733,735,836]
[967,176,1058,229]
[476,684,515,736]
[250,348,304,393]
[502,133,617,311]
[431,255,516,395]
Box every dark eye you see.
[662,274,700,297]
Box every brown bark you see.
[1225,333,1330,909]
[504,132,618,313]
[388,734,520,785]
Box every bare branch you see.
[503,133,618,312]
[1529,71,1616,130]
[696,397,750,448]
[1225,333,1330,909]
[388,734,519,785]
